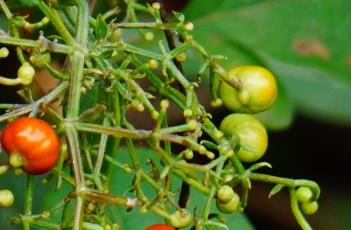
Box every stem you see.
[201,161,225,222]
[289,188,312,230]
[250,173,320,198]
[0,81,68,123]
[0,103,24,109]
[64,2,89,229]
[0,0,12,19]
[75,122,152,139]
[172,169,210,195]
[113,22,177,29]
[0,76,23,85]
[156,0,185,76]
[93,118,110,191]
[0,32,72,55]
[37,1,75,45]
[65,126,85,229]
[22,175,33,230]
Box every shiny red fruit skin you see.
[1,117,59,174]
[145,224,175,230]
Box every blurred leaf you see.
[184,0,262,20]
[184,0,351,127]
[261,52,351,125]
[255,83,295,130]
[80,81,109,114]
[268,184,285,198]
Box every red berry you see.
[145,223,175,230]
[1,117,59,174]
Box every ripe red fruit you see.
[1,117,59,174]
[145,223,175,230]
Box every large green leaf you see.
[184,0,351,128]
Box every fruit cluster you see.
[0,1,320,229]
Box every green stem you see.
[201,161,225,221]
[0,81,68,123]
[75,122,151,139]
[0,0,12,19]
[93,118,110,191]
[65,126,85,229]
[172,169,210,195]
[103,80,122,179]
[0,76,23,85]
[126,138,140,170]
[22,175,33,230]
[0,103,24,109]
[36,1,75,45]
[250,173,320,198]
[289,188,312,230]
[0,35,72,55]
[64,2,89,229]
[113,22,177,29]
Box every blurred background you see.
[1,0,351,229]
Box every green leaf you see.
[269,184,285,198]
[205,223,229,230]
[184,0,262,20]
[18,0,39,7]
[184,0,351,127]
[93,14,108,40]
[80,80,109,114]
[261,52,351,125]
[255,83,295,130]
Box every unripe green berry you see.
[0,189,14,207]
[217,185,235,204]
[151,2,161,10]
[183,109,193,118]
[184,150,193,160]
[296,187,313,203]
[210,98,223,107]
[160,99,169,109]
[148,59,159,69]
[187,120,198,130]
[184,22,194,31]
[17,62,35,85]
[175,52,187,62]
[144,32,154,41]
[216,192,240,213]
[151,111,159,120]
[168,209,192,228]
[206,151,215,159]
[301,201,318,215]
[198,146,207,155]
[0,47,9,58]
[136,104,145,112]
